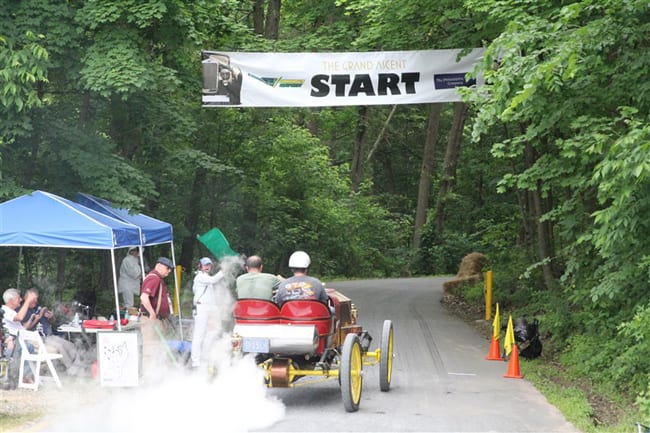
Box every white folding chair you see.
[17,330,63,390]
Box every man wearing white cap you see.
[191,257,225,369]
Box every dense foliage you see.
[463,0,650,417]
[2,0,650,422]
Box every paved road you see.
[262,277,581,432]
[38,277,581,433]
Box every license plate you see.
[242,337,270,353]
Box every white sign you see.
[97,331,139,387]
[201,49,485,107]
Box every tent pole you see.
[111,249,123,331]
[138,246,146,284]
[170,243,183,340]
[137,228,146,281]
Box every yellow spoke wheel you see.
[341,333,363,412]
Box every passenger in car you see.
[235,255,283,301]
[274,251,329,308]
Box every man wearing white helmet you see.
[191,257,225,369]
[274,251,329,307]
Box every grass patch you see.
[0,412,42,432]
[522,359,642,433]
[441,288,646,433]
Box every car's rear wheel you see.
[340,333,363,412]
[379,319,393,391]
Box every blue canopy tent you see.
[0,190,143,330]
[0,190,141,248]
[76,192,173,247]
[75,192,182,334]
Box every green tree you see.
[466,0,650,398]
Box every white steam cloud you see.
[47,355,285,432]
[41,255,285,432]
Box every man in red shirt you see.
[139,257,173,320]
[139,257,174,379]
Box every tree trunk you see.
[180,169,205,271]
[524,143,557,288]
[379,147,395,194]
[434,102,468,237]
[366,105,397,163]
[412,103,442,250]
[350,106,369,192]
[264,0,281,40]
[515,184,536,259]
[253,0,265,35]
[526,190,537,259]
[532,181,556,287]
[239,202,259,257]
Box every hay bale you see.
[443,252,487,292]
[456,252,487,278]
[443,275,482,292]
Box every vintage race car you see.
[231,288,394,412]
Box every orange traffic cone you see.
[503,345,524,379]
[485,336,504,361]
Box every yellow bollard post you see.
[485,270,493,321]
[173,265,182,315]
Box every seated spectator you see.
[20,287,56,336]
[235,255,284,301]
[2,288,35,383]
[19,288,84,375]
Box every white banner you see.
[201,48,485,107]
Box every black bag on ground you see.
[513,317,542,359]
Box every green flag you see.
[197,228,237,260]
